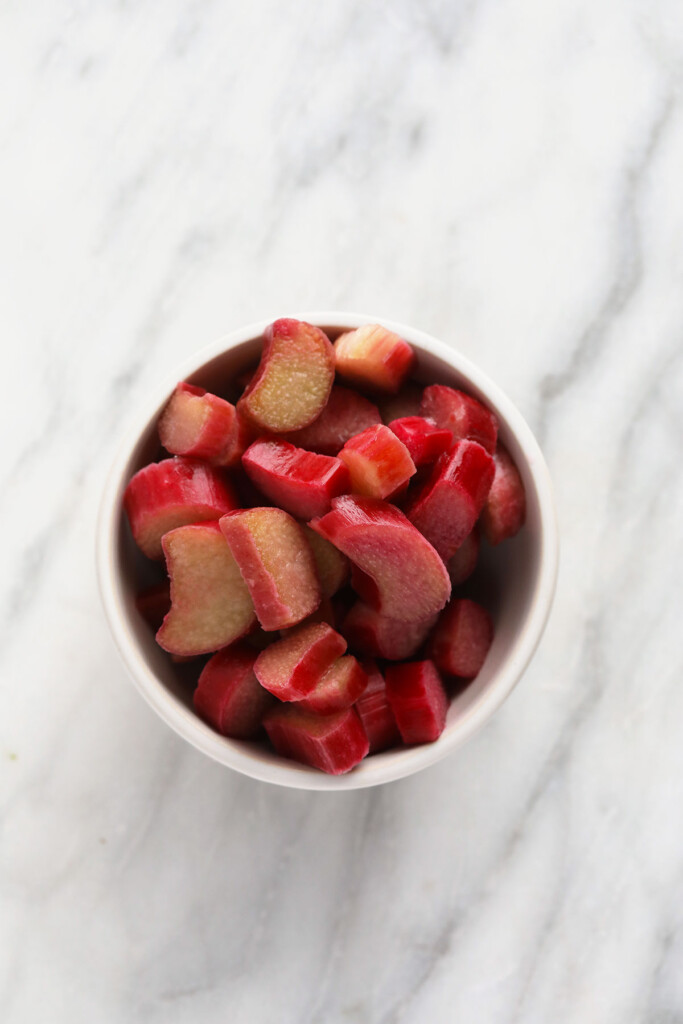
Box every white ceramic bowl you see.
[97,312,558,790]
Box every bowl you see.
[97,312,558,790]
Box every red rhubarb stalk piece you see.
[385,659,449,744]
[388,416,453,466]
[282,385,381,455]
[303,526,349,597]
[310,495,451,623]
[124,457,239,560]
[406,440,494,562]
[429,598,493,679]
[254,622,347,700]
[298,656,368,715]
[447,528,480,586]
[342,601,436,661]
[158,382,250,467]
[479,445,526,545]
[334,324,416,394]
[156,522,256,656]
[193,643,276,738]
[237,318,335,432]
[219,508,321,630]
[354,662,401,753]
[242,438,350,520]
[338,424,416,500]
[263,705,369,774]
[421,384,498,454]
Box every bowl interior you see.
[106,322,553,789]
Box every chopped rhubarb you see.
[421,384,498,454]
[135,581,171,630]
[242,439,349,520]
[447,528,480,585]
[338,424,416,499]
[237,318,335,432]
[388,416,453,466]
[193,643,275,738]
[334,324,416,394]
[124,457,238,560]
[355,662,401,753]
[298,656,368,715]
[156,522,256,656]
[407,440,494,562]
[310,495,451,622]
[254,622,347,700]
[263,705,369,774]
[303,526,349,597]
[282,385,381,455]
[342,601,436,661]
[219,508,321,630]
[480,445,526,545]
[385,660,449,744]
[158,382,250,467]
[429,598,493,678]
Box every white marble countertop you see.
[2,1,683,1021]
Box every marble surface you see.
[2,0,683,1020]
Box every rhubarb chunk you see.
[299,656,368,715]
[338,424,416,499]
[242,439,349,519]
[310,495,451,622]
[407,440,494,562]
[354,662,401,753]
[421,384,498,454]
[303,526,349,597]
[219,508,320,630]
[135,582,171,630]
[334,324,415,394]
[388,416,453,466]
[193,643,275,738]
[254,622,347,700]
[263,705,369,774]
[342,601,436,661]
[156,522,256,656]
[158,382,249,467]
[124,457,238,560]
[385,660,448,744]
[282,385,381,455]
[480,445,526,545]
[429,598,493,679]
[237,318,335,432]
[447,528,480,586]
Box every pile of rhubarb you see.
[125,318,526,774]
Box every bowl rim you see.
[96,311,559,790]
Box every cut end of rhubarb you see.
[194,643,275,738]
[334,324,416,394]
[298,656,368,715]
[263,705,369,774]
[480,445,526,545]
[429,598,493,679]
[338,423,416,499]
[159,382,245,465]
[254,622,347,700]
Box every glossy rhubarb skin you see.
[334,324,416,394]
[298,656,368,715]
[406,440,495,562]
[237,318,335,432]
[338,424,416,500]
[242,439,350,520]
[156,522,256,656]
[342,601,437,661]
[354,662,401,753]
[388,416,453,467]
[429,598,493,679]
[303,526,349,597]
[447,528,480,586]
[479,445,526,545]
[254,622,347,700]
[193,643,276,738]
[282,385,381,455]
[124,457,239,560]
[158,382,250,467]
[421,385,498,454]
[135,581,171,630]
[310,495,451,622]
[385,660,449,744]
[263,705,369,774]
[219,508,321,630]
